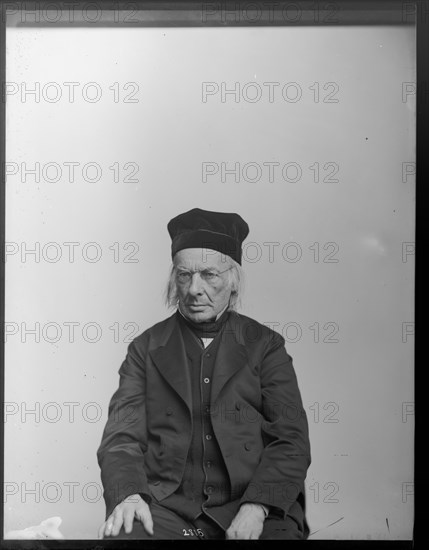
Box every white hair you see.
[164,254,244,311]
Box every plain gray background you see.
[4,18,414,539]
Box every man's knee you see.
[260,515,304,540]
[103,505,195,540]
[102,519,152,540]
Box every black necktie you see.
[178,308,230,339]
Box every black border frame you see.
[0,1,421,548]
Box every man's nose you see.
[188,272,204,295]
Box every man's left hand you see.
[225,503,266,540]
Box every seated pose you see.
[97,208,311,540]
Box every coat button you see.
[244,442,251,451]
[205,485,214,494]
[205,352,211,358]
[166,408,173,415]
[205,434,212,441]
[203,377,210,384]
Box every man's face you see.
[174,248,233,323]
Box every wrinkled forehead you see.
[173,248,231,270]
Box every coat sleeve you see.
[97,338,151,519]
[239,331,311,518]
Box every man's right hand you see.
[98,493,154,538]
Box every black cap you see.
[167,208,249,265]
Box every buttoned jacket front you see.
[97,311,311,525]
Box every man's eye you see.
[202,271,217,279]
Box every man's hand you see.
[98,493,154,539]
[225,503,266,540]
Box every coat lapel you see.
[149,316,192,413]
[210,314,249,405]
[149,312,249,411]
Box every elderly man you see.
[97,208,311,540]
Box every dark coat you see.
[97,311,311,528]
